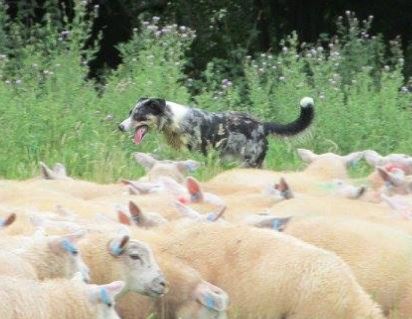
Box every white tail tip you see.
[300,97,314,108]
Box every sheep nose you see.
[153,275,169,294]
[118,124,125,132]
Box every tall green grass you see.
[0,5,411,182]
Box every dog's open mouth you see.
[134,125,148,145]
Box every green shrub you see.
[0,7,411,182]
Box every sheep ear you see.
[174,201,201,219]
[296,149,317,163]
[194,281,229,312]
[186,177,204,203]
[71,272,85,283]
[176,160,201,173]
[363,150,382,167]
[343,151,364,167]
[129,201,144,225]
[271,217,292,231]
[117,210,131,225]
[127,185,140,195]
[108,234,130,256]
[377,167,391,182]
[122,179,159,194]
[52,163,69,178]
[1,213,16,228]
[377,166,403,186]
[274,178,293,199]
[48,235,79,255]
[207,206,226,222]
[133,152,157,170]
[98,281,125,303]
[39,161,56,179]
[63,230,86,244]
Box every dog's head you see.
[118,98,167,144]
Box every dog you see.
[118,97,314,168]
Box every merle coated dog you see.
[118,97,314,168]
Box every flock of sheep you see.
[2,148,412,318]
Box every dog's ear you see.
[148,99,166,115]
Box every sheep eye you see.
[129,254,141,260]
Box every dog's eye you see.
[133,113,145,121]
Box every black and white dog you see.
[118,97,314,167]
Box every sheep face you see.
[85,280,125,319]
[47,232,91,282]
[109,236,167,297]
[378,167,412,196]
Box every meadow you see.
[0,3,411,182]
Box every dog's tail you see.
[264,97,314,137]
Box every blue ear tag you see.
[384,181,393,188]
[206,213,217,222]
[205,295,216,310]
[61,239,78,255]
[110,241,123,256]
[272,219,281,230]
[186,162,198,172]
[191,192,202,202]
[131,215,141,225]
[0,218,4,227]
[99,288,112,307]
[318,182,335,191]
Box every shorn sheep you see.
[117,254,229,319]
[0,231,90,281]
[5,147,412,319]
[139,222,384,319]
[0,274,124,319]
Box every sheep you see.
[296,148,364,179]
[77,230,168,299]
[0,231,90,281]
[117,201,168,228]
[263,215,412,318]
[39,161,72,180]
[111,177,225,223]
[376,166,412,196]
[117,254,229,319]
[0,274,124,319]
[133,152,201,183]
[210,177,366,223]
[364,150,412,174]
[173,201,226,223]
[203,149,364,197]
[139,221,384,319]
[0,184,114,219]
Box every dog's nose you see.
[118,124,125,132]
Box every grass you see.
[0,6,411,183]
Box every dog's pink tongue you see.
[134,127,146,145]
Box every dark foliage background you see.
[5,0,412,81]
